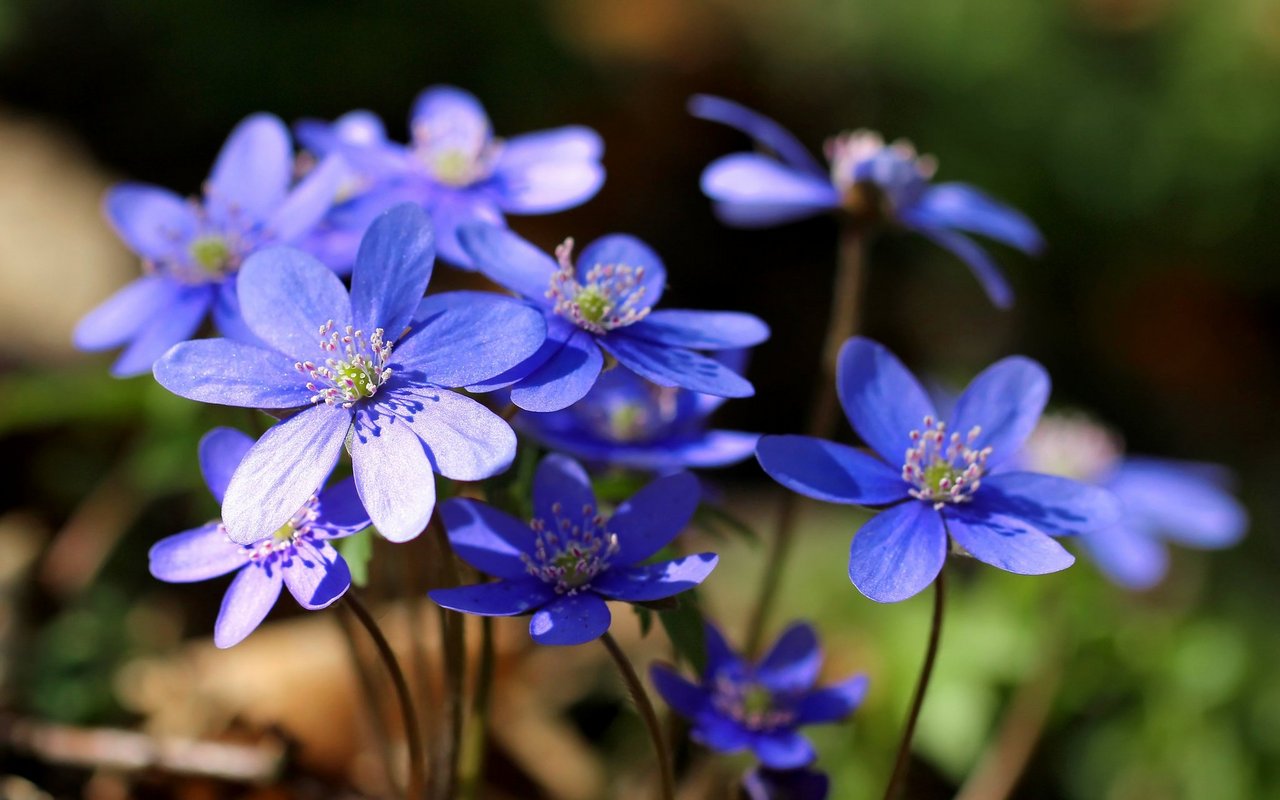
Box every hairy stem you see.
[882,569,946,800]
[601,631,675,800]
[457,616,495,800]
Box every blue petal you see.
[149,522,248,583]
[440,498,535,579]
[848,501,946,603]
[691,712,752,754]
[703,620,747,679]
[509,328,604,412]
[592,553,718,602]
[532,454,596,525]
[529,592,612,645]
[950,356,1049,469]
[75,275,184,351]
[742,767,830,800]
[756,435,909,506]
[282,538,351,609]
[493,127,604,214]
[650,663,710,719]
[102,184,198,260]
[153,338,313,408]
[213,278,264,344]
[602,335,754,398]
[904,221,1015,309]
[1106,458,1247,548]
[794,675,870,725]
[199,427,254,503]
[111,284,214,378]
[296,110,389,155]
[688,95,827,177]
[913,183,1045,254]
[524,426,758,472]
[945,506,1075,575]
[756,623,822,693]
[578,234,667,308]
[837,337,937,464]
[458,222,559,301]
[608,471,701,564]
[237,246,352,361]
[426,189,505,269]
[700,153,840,228]
[397,291,547,388]
[350,203,436,338]
[206,114,292,223]
[351,406,435,543]
[627,310,770,350]
[752,730,817,770]
[975,472,1121,536]
[214,563,282,648]
[410,85,491,144]
[1077,523,1170,591]
[430,578,556,617]
[315,478,371,536]
[380,384,516,481]
[266,155,346,243]
[221,404,351,544]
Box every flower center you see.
[546,238,652,334]
[295,320,394,407]
[184,234,241,280]
[902,416,992,509]
[711,676,796,731]
[241,496,320,561]
[825,130,936,214]
[522,500,620,594]
[412,123,499,188]
[1021,412,1123,482]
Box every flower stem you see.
[457,616,495,800]
[881,568,946,800]
[601,631,675,800]
[744,222,866,655]
[343,592,427,800]
[335,607,399,794]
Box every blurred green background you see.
[0,1,1277,798]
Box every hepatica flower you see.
[149,427,369,648]
[428,454,717,646]
[742,767,831,800]
[1021,413,1247,589]
[515,362,759,471]
[75,114,345,376]
[757,337,1121,603]
[153,204,546,544]
[689,94,1044,308]
[651,621,868,770]
[459,223,769,411]
[296,85,604,268]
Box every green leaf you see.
[658,593,707,674]
[337,528,374,587]
[633,605,654,637]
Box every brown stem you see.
[881,569,946,800]
[457,616,495,800]
[601,631,675,800]
[336,608,400,794]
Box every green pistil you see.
[575,287,609,325]
[189,236,231,274]
[433,150,473,186]
[337,362,377,399]
[271,522,296,544]
[923,461,962,495]
[552,551,590,588]
[608,403,646,442]
[742,685,774,717]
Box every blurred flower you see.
[75,114,345,376]
[429,454,715,645]
[1021,413,1247,589]
[459,223,769,411]
[148,427,369,648]
[756,336,1121,603]
[515,358,758,471]
[689,95,1043,308]
[651,621,867,770]
[742,766,831,800]
[295,85,605,268]
[153,204,545,544]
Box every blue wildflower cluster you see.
[76,87,1247,798]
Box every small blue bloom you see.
[459,223,770,411]
[742,767,831,800]
[689,95,1044,308]
[756,337,1122,603]
[296,85,605,269]
[428,454,717,646]
[75,114,346,376]
[1020,414,1247,589]
[515,361,759,472]
[153,203,547,544]
[651,621,868,770]
[149,427,370,648]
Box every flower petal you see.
[315,478,371,536]
[691,713,752,754]
[440,498,534,579]
[975,472,1121,536]
[153,337,313,408]
[752,730,817,770]
[945,507,1075,575]
[700,153,839,228]
[495,126,603,170]
[426,189,505,269]
[149,522,248,583]
[110,284,214,378]
[603,335,753,398]
[350,203,436,338]
[793,675,870,725]
[837,337,937,464]
[397,291,547,388]
[206,113,292,223]
[493,127,604,214]
[266,154,347,243]
[688,94,827,177]
[756,435,910,506]
[221,403,351,544]
[649,663,709,719]
[529,592,612,645]
[592,553,717,602]
[913,183,1045,254]
[237,246,352,361]
[410,85,491,144]
[509,328,604,412]
[1077,523,1170,590]
[381,385,516,481]
[608,471,700,564]
[742,768,830,800]
[351,407,435,543]
[75,275,185,351]
[848,501,946,603]
[756,623,822,693]
[214,563,283,648]
[281,538,351,609]
[532,454,596,524]
[1106,458,1247,548]
[102,184,198,260]
[430,578,555,617]
[950,356,1049,468]
[458,222,559,301]
[627,310,770,351]
[213,277,264,344]
[199,427,254,503]
[704,621,747,679]
[578,234,667,308]
[905,221,1015,309]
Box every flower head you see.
[148,428,370,648]
[1020,413,1247,589]
[428,454,716,646]
[756,337,1122,603]
[295,85,605,268]
[742,767,831,800]
[689,94,1044,308]
[651,621,867,770]
[153,204,547,544]
[75,114,346,376]
[459,223,769,412]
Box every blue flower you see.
[459,223,770,411]
[650,621,868,770]
[428,454,717,646]
[153,203,546,544]
[689,95,1044,308]
[515,361,759,472]
[296,85,605,269]
[75,114,346,376]
[742,767,831,800]
[148,427,369,648]
[1020,414,1247,589]
[756,337,1122,603]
